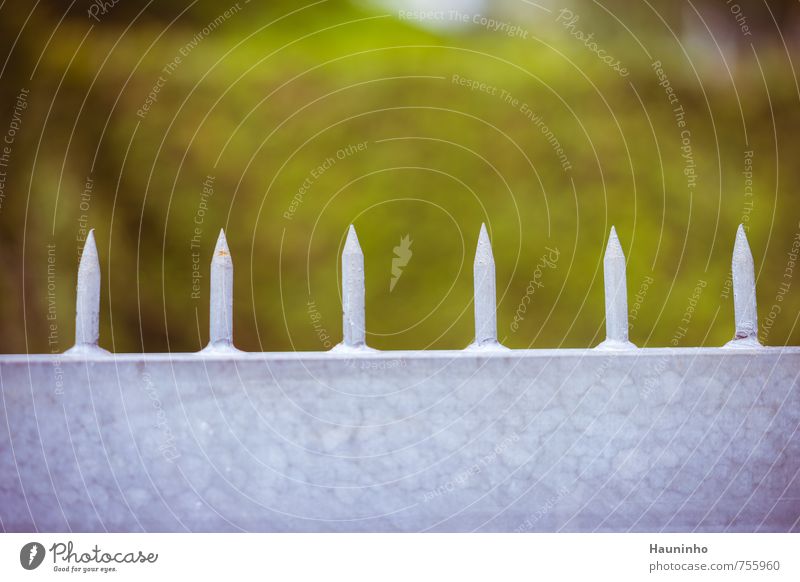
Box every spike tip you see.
[597,227,636,350]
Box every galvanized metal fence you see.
[1,223,798,533]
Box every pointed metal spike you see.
[336,224,370,350]
[214,228,230,258]
[597,226,636,350]
[471,223,502,348]
[344,224,361,254]
[475,223,492,265]
[607,226,622,257]
[726,225,761,347]
[205,229,237,351]
[67,229,108,354]
[76,229,100,346]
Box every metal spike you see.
[66,229,108,354]
[469,224,506,350]
[203,229,238,352]
[333,225,373,351]
[597,226,636,350]
[725,225,761,348]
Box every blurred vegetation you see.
[1,0,799,353]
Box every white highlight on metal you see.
[469,224,506,350]
[597,226,636,350]
[203,229,238,353]
[333,225,374,352]
[725,224,761,348]
[66,229,108,355]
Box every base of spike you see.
[65,343,111,356]
[466,339,510,351]
[724,334,762,349]
[200,341,242,354]
[595,338,637,351]
[330,342,378,353]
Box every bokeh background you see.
[1,0,798,353]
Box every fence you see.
[0,224,797,532]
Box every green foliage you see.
[1,1,798,353]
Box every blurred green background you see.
[1,0,799,353]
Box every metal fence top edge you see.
[1,346,798,365]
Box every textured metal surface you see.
[1,348,798,532]
[598,227,636,350]
[65,230,107,357]
[472,224,502,349]
[728,225,761,348]
[337,225,369,351]
[206,230,236,353]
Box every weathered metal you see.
[727,225,761,348]
[204,229,237,353]
[0,348,797,532]
[65,230,107,355]
[334,225,371,352]
[597,226,636,350]
[1,224,796,533]
[470,224,506,350]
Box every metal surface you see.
[597,226,636,350]
[1,224,797,532]
[471,224,503,349]
[0,348,798,532]
[728,225,761,348]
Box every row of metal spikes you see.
[65,224,761,355]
